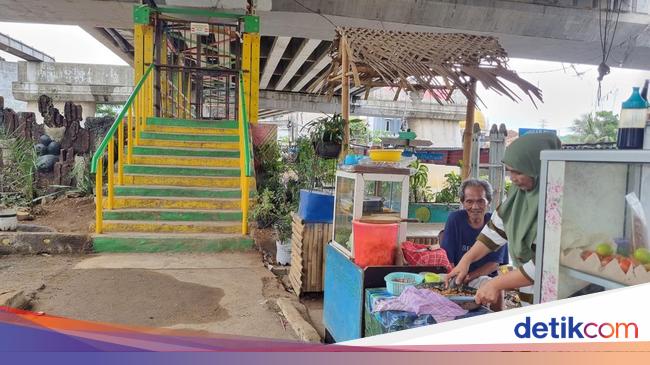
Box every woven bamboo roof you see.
[312,27,542,105]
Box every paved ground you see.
[0,252,300,341]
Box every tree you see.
[566,111,618,143]
[95,104,122,119]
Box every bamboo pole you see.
[340,36,350,159]
[462,79,477,179]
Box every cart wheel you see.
[324,329,335,344]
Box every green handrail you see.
[239,73,253,177]
[91,64,154,174]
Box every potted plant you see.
[275,214,293,265]
[304,114,344,159]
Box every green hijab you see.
[498,133,562,266]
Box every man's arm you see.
[466,261,499,282]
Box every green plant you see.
[434,171,462,204]
[409,160,434,202]
[69,157,94,196]
[303,113,345,144]
[565,111,618,143]
[0,130,37,207]
[254,140,283,194]
[251,189,279,229]
[275,214,293,243]
[95,104,122,119]
[292,137,336,190]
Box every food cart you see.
[316,27,546,342]
[534,150,650,302]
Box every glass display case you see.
[331,168,410,259]
[534,150,650,303]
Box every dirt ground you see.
[30,196,95,233]
[0,252,303,341]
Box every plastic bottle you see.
[617,87,649,150]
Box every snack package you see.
[625,193,650,251]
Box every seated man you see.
[441,179,508,289]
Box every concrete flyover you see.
[0,31,55,62]
[10,61,466,121]
[11,61,133,123]
[0,0,649,99]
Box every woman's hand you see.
[475,279,501,306]
[446,260,470,287]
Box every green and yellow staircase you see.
[93,116,254,252]
[90,7,260,252]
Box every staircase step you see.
[109,196,240,210]
[123,164,240,177]
[140,131,239,142]
[101,220,241,234]
[133,146,239,158]
[103,209,243,222]
[93,233,254,253]
[115,186,243,199]
[137,138,239,150]
[122,174,240,188]
[147,117,237,129]
[131,155,240,168]
[146,125,239,135]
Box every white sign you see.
[190,22,210,35]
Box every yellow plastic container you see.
[369,149,403,162]
[422,272,442,283]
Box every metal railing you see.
[156,64,239,120]
[91,63,155,233]
[238,72,254,234]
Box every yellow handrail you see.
[92,64,154,234]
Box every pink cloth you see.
[372,286,468,323]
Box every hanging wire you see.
[597,0,624,104]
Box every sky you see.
[1,22,650,135]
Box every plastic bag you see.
[625,193,649,251]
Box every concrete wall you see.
[12,61,133,105]
[0,61,26,111]
[408,118,462,148]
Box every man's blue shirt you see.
[441,210,509,275]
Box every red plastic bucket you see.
[352,221,399,268]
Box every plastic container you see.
[420,272,442,283]
[369,149,403,162]
[617,87,649,150]
[384,272,424,296]
[352,221,399,268]
[0,209,17,232]
[276,240,292,265]
[298,189,334,223]
[343,154,364,165]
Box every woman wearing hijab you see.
[446,133,562,308]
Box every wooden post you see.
[462,79,477,179]
[340,36,350,159]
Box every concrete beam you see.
[12,61,133,103]
[260,36,290,89]
[0,32,54,62]
[82,26,134,66]
[258,89,466,120]
[291,50,331,92]
[259,0,650,70]
[274,39,320,91]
